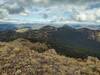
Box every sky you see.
[0,0,100,24]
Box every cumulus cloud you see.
[0,0,50,15]
[74,11,96,22]
[0,0,100,23]
[96,9,100,16]
[33,0,49,4]
[0,8,8,19]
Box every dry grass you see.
[0,39,100,75]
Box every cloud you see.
[0,0,100,23]
[0,0,49,15]
[33,0,49,4]
[74,11,96,22]
[0,8,8,19]
[87,2,100,9]
[19,12,29,16]
[96,9,100,16]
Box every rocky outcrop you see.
[87,30,100,42]
[78,28,100,42]
[94,32,100,42]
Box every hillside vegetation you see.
[0,38,100,75]
[0,26,100,58]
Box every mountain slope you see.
[39,26,100,58]
[0,38,100,75]
[0,25,100,58]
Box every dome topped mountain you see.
[69,23,100,30]
[0,22,100,31]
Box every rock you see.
[44,49,57,55]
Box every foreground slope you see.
[0,39,100,75]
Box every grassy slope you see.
[0,39,100,75]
